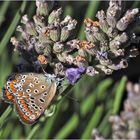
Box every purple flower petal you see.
[65,67,85,85]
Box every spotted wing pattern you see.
[3,73,57,124]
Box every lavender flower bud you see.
[26,22,37,36]
[60,27,70,42]
[65,55,74,65]
[91,129,105,140]
[86,66,99,76]
[35,43,45,54]
[127,47,139,58]
[56,53,66,63]
[106,27,118,38]
[61,16,72,26]
[96,65,113,75]
[48,8,62,24]
[49,25,60,42]
[11,37,19,47]
[21,15,29,24]
[110,32,128,50]
[117,8,139,31]
[43,44,52,56]
[118,59,128,69]
[33,15,45,27]
[96,10,109,33]
[85,28,98,43]
[66,19,77,30]
[131,33,140,44]
[106,0,124,27]
[88,26,107,43]
[36,0,53,16]
[53,42,64,53]
[54,62,65,76]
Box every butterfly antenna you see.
[40,64,48,74]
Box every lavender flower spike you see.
[65,67,85,85]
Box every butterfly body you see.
[3,73,57,124]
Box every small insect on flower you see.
[2,73,60,124]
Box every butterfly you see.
[2,73,59,124]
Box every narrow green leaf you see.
[0,106,12,128]
[26,124,40,140]
[98,110,111,134]
[54,78,112,139]
[0,1,27,55]
[0,1,10,26]
[41,101,63,139]
[112,76,127,114]
[81,106,104,139]
[81,79,112,116]
[0,123,13,139]
[54,114,78,139]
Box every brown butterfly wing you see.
[14,82,57,124]
[3,73,57,124]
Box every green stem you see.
[0,1,10,26]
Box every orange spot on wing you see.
[18,92,22,96]
[9,82,16,92]
[4,90,14,102]
[15,104,33,124]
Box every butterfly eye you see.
[34,106,38,110]
[34,89,39,94]
[6,82,10,86]
[41,85,45,89]
[34,77,38,81]
[7,86,10,89]
[20,104,24,109]
[21,79,25,83]
[25,112,30,116]
[29,73,33,76]
[22,108,26,112]
[30,97,35,100]
[18,88,23,91]
[39,106,43,110]
[8,89,13,93]
[35,80,39,84]
[29,83,34,88]
[26,89,31,93]
[30,100,35,104]
[39,98,45,103]
[29,115,36,120]
[43,92,48,96]
[22,75,27,79]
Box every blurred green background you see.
[0,1,140,139]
